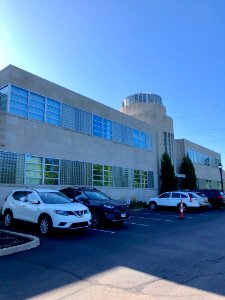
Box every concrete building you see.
[0,65,224,207]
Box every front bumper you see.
[104,212,130,223]
[52,214,92,229]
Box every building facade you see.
[0,65,224,207]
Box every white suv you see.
[148,191,209,211]
[2,188,92,235]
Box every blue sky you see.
[0,0,225,166]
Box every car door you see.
[171,192,181,207]
[20,192,41,223]
[11,190,32,220]
[157,192,171,206]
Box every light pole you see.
[218,163,224,193]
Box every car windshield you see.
[38,191,73,204]
[84,190,111,201]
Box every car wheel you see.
[38,216,52,235]
[177,203,187,212]
[91,211,101,227]
[149,201,157,210]
[4,210,13,228]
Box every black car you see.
[195,189,225,209]
[60,187,130,226]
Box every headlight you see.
[54,210,70,216]
[103,204,115,209]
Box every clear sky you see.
[0,0,225,167]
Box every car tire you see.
[4,210,13,228]
[149,201,157,210]
[38,215,53,235]
[91,211,101,227]
[177,203,187,212]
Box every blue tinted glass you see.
[29,113,44,121]
[10,100,28,110]
[11,94,28,104]
[10,107,28,118]
[29,105,44,115]
[29,98,45,109]
[46,117,60,125]
[47,105,60,114]
[11,85,29,97]
[47,98,60,108]
[30,92,45,102]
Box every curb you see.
[0,230,40,257]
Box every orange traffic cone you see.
[179,199,185,219]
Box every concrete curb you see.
[0,230,40,257]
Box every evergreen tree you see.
[160,152,178,193]
[180,154,197,190]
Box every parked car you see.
[147,191,208,211]
[60,187,130,226]
[193,191,209,207]
[194,189,225,209]
[2,188,92,235]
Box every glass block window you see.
[62,104,92,135]
[25,155,43,185]
[79,109,92,135]
[148,171,154,188]
[93,164,103,186]
[113,167,133,187]
[10,85,29,118]
[46,98,60,126]
[113,123,133,146]
[74,161,92,186]
[29,92,45,122]
[0,85,8,111]
[133,170,141,188]
[104,166,113,186]
[0,151,24,184]
[141,171,148,188]
[44,158,59,185]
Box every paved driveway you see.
[1,208,225,299]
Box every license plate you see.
[121,213,126,218]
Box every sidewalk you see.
[0,229,40,256]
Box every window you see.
[25,155,43,185]
[148,171,154,188]
[29,92,45,122]
[46,98,60,126]
[159,193,170,198]
[93,164,103,186]
[93,115,112,140]
[12,191,31,201]
[171,193,180,198]
[10,85,29,118]
[141,171,148,188]
[0,85,8,111]
[104,166,113,186]
[44,158,59,185]
[134,170,141,188]
[0,151,24,184]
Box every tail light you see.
[218,195,223,200]
[189,195,193,202]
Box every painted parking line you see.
[130,216,175,222]
[124,221,151,227]
[154,213,193,219]
[88,228,115,234]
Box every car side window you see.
[180,193,188,198]
[74,191,85,200]
[171,193,180,198]
[12,191,30,201]
[158,193,170,198]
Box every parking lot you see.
[1,208,225,299]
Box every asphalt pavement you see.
[1,208,225,299]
